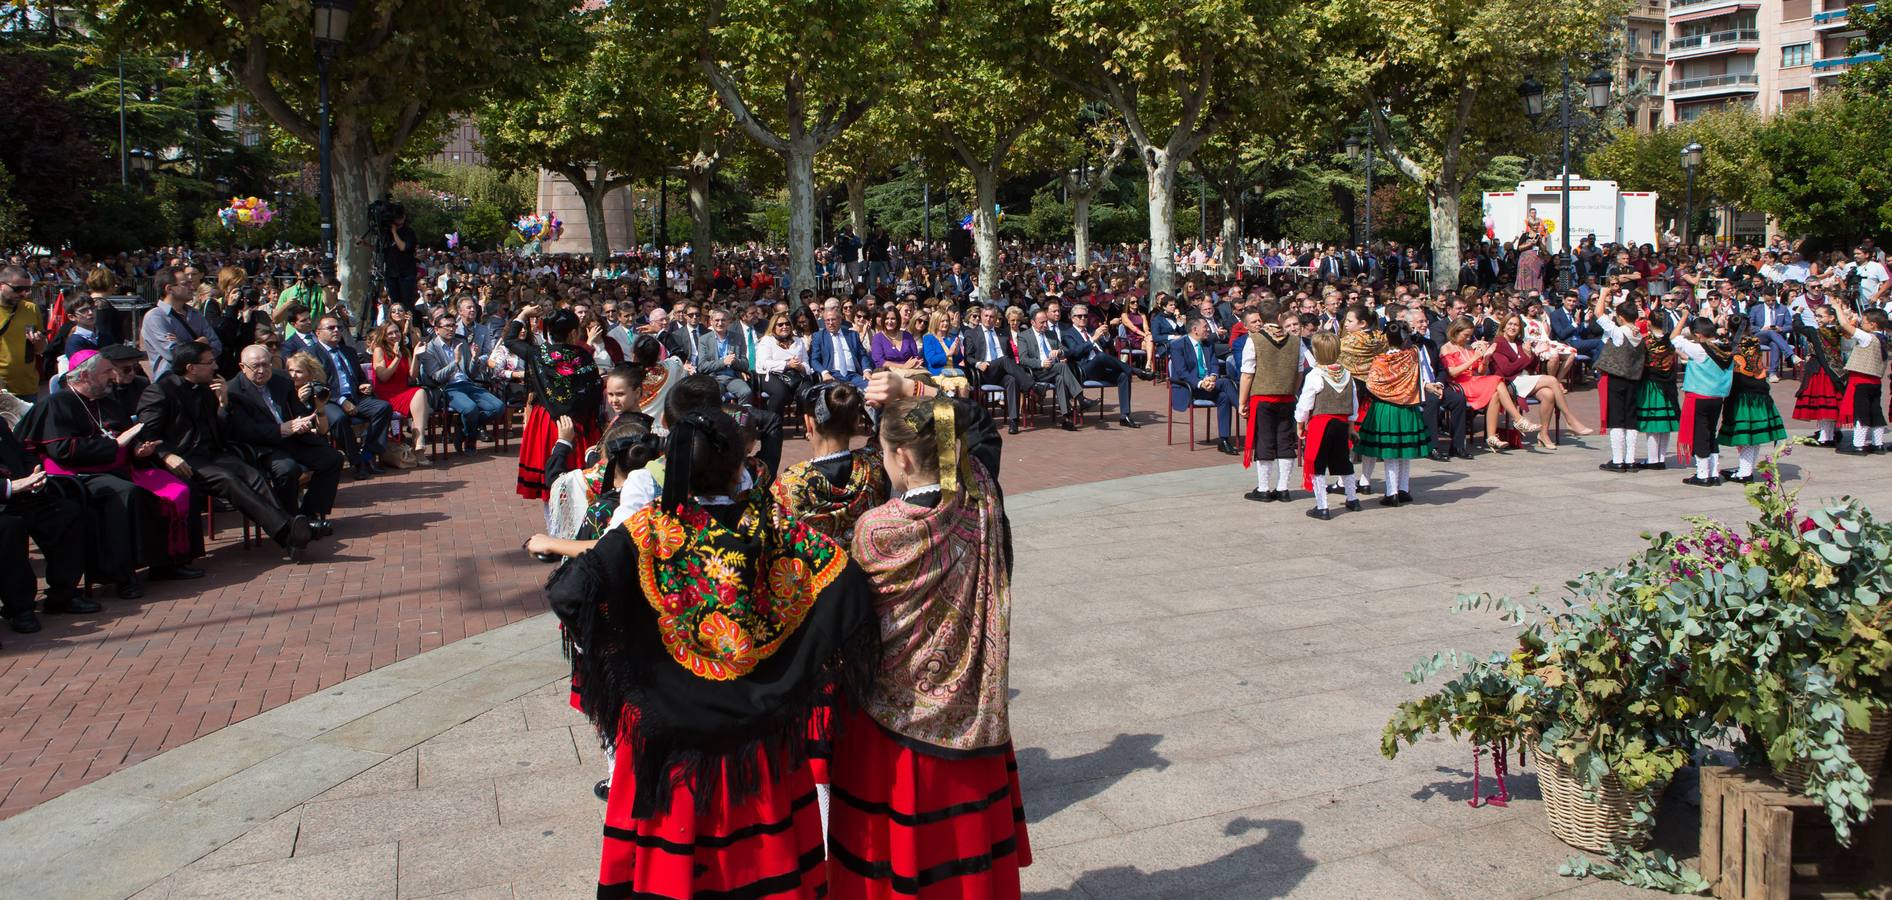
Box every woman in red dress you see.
[831,374,1031,900]
[548,408,876,900]
[367,321,432,462]
[1440,318,1539,452]
[507,307,602,499]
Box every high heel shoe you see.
[1486,436,1511,452]
[1570,424,1595,436]
[1516,420,1543,434]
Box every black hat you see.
[98,344,144,363]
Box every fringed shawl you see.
[1340,330,1387,381]
[1367,348,1422,406]
[850,462,1012,756]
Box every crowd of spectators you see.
[1,229,1885,643]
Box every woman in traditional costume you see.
[1717,319,1788,484]
[1633,330,1680,469]
[1356,322,1428,506]
[828,373,1031,899]
[549,407,877,899]
[1338,306,1386,490]
[770,382,888,546]
[509,307,602,500]
[1792,304,1844,446]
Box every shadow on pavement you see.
[1028,817,1311,899]
[1017,734,1169,823]
[1409,763,1543,804]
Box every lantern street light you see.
[312,0,353,274]
[1521,62,1612,289]
[1681,142,1703,250]
[1344,133,1374,247]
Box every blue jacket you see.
[920,333,962,374]
[807,328,869,380]
[1167,335,1217,410]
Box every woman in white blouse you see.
[753,312,810,419]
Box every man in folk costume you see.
[1671,315,1735,487]
[1791,304,1844,446]
[830,372,1032,899]
[548,407,877,899]
[1238,303,1303,503]
[1591,294,1647,473]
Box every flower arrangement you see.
[1383,446,1892,890]
[217,196,275,230]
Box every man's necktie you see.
[1196,342,1208,375]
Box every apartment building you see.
[1622,0,1670,132]
[1664,0,1878,123]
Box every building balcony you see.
[1667,72,1761,97]
[1668,28,1762,58]
[1812,51,1885,75]
[1669,0,1761,19]
[1813,2,1874,28]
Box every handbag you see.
[381,442,419,470]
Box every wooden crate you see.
[1699,766,1892,900]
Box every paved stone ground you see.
[4,372,1883,897]
[0,380,1240,819]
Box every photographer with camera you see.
[383,203,419,311]
[279,266,331,322]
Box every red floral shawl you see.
[850,462,1011,755]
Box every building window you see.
[1627,28,1640,54]
[1782,43,1811,67]
[1781,88,1810,108]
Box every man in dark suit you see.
[1017,310,1085,430]
[1402,307,1468,460]
[1167,317,1239,454]
[1059,302,1142,427]
[1,417,91,634]
[227,344,343,532]
[137,340,312,556]
[807,305,869,389]
[1318,247,1347,283]
[646,307,692,362]
[1549,292,1603,362]
[310,314,393,477]
[693,308,752,404]
[962,305,1032,434]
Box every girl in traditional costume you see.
[1634,330,1680,469]
[771,383,889,546]
[1792,305,1844,446]
[508,308,602,500]
[1717,319,1788,484]
[1672,315,1734,487]
[1338,306,1386,491]
[828,374,1031,899]
[549,408,877,899]
[1295,332,1358,520]
[1357,322,1428,506]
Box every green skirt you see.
[1718,390,1787,447]
[1635,379,1679,434]
[1356,401,1429,459]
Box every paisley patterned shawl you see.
[627,487,847,681]
[850,462,1011,755]
[769,447,889,544]
[1367,348,1422,406]
[1340,330,1386,380]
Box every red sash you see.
[1678,392,1708,459]
[1301,413,1347,491]
[1596,374,1609,426]
[1241,394,1292,468]
[1840,373,1870,424]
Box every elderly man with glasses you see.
[226,344,343,534]
[417,312,506,454]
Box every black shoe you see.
[1725,473,1755,484]
[1682,475,1717,487]
[1217,438,1240,455]
[1326,482,1342,494]
[278,515,314,554]
[115,579,145,600]
[1118,415,1141,429]
[151,564,205,581]
[1060,415,1079,432]
[362,457,386,475]
[1598,462,1628,473]
[44,595,102,615]
[311,518,335,538]
[1396,491,1413,504]
[1634,461,1663,470]
[7,610,41,634]
[1345,499,1362,512]
[1275,490,1293,503]
[1133,368,1154,379]
[1836,444,1867,455]
[1007,421,1021,436]
[1873,445,1888,455]
[1244,489,1270,502]
[1305,508,1331,521]
[353,465,372,480]
[594,779,610,802]
[1379,495,1400,507]
[1080,397,1100,411]
[1451,449,1475,460]
[1428,450,1450,463]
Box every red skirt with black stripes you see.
[597,731,826,899]
[827,705,1031,900]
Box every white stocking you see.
[1397,459,1413,493]
[1608,429,1627,464]
[1736,445,1759,477]
[1874,426,1886,447]
[1817,421,1835,442]
[1646,433,1670,465]
[1342,474,1359,501]
[1695,456,1712,480]
[1313,481,1330,510]
[1383,463,1398,497]
[1255,464,1269,490]
[1855,423,1869,448]
[1274,458,1293,492]
[1359,456,1376,490]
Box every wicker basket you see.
[1531,746,1662,852]
[1774,705,1892,794]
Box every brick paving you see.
[0,379,1244,820]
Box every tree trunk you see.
[971,166,1001,302]
[1428,180,1462,293]
[1218,188,1241,274]
[1145,152,1179,299]
[581,183,611,272]
[330,131,391,334]
[785,145,818,301]
[687,169,714,283]
[1072,189,1094,270]
[846,175,868,237]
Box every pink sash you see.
[43,449,195,558]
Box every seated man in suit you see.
[1017,309,1086,431]
[1168,316,1240,454]
[807,305,869,389]
[693,308,753,405]
[417,311,506,454]
[1060,302,1141,428]
[962,304,1034,434]
[309,315,394,478]
[138,341,312,557]
[1549,291,1603,363]
[1,417,92,634]
[227,344,344,535]
[1403,306,1469,460]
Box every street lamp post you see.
[1519,61,1612,290]
[1345,134,1375,248]
[1680,142,1702,251]
[311,0,353,275]
[656,174,668,291]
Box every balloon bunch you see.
[219,196,275,231]
[446,232,461,250]
[513,213,563,242]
